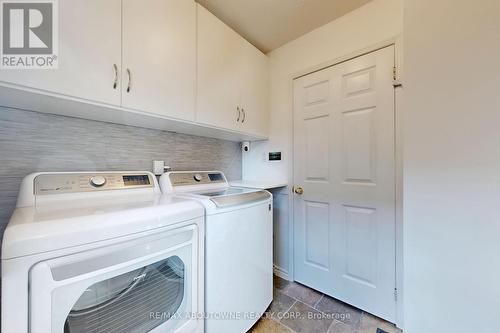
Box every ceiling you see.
[196,0,373,53]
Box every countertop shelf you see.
[230,180,288,190]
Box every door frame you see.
[287,36,404,328]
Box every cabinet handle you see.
[112,64,118,89]
[241,108,246,123]
[126,68,132,93]
[237,106,241,122]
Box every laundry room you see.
[1,0,499,333]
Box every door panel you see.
[305,116,330,181]
[343,205,377,286]
[304,201,330,269]
[342,107,376,183]
[122,0,196,121]
[0,0,121,106]
[293,46,396,322]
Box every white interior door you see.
[293,46,396,322]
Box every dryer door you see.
[29,224,202,333]
[65,255,186,332]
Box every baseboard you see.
[273,265,291,281]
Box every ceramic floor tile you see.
[283,282,322,307]
[271,276,400,333]
[249,318,293,333]
[267,290,296,320]
[315,295,362,327]
[274,275,291,291]
[356,313,401,333]
[280,301,333,333]
[328,320,355,333]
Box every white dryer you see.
[160,171,273,333]
[2,172,205,333]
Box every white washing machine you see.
[160,171,273,333]
[2,171,205,333]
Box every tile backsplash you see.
[0,107,242,238]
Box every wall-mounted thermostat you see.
[267,151,282,162]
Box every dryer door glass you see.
[64,256,185,333]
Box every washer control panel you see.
[169,171,227,187]
[34,173,153,195]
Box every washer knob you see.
[90,175,106,187]
[193,174,203,182]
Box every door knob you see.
[294,186,304,195]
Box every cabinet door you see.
[122,0,196,121]
[0,0,122,106]
[196,4,242,131]
[239,42,269,136]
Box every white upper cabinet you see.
[197,4,242,131]
[122,0,196,121]
[0,0,122,106]
[197,4,269,136]
[0,0,268,141]
[239,42,269,137]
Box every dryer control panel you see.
[34,172,154,195]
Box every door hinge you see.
[394,288,398,302]
[393,66,402,88]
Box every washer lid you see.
[208,190,271,208]
[1,194,204,259]
[192,188,271,208]
[195,187,252,197]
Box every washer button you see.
[193,174,203,182]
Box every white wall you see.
[403,1,500,332]
[242,0,402,182]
